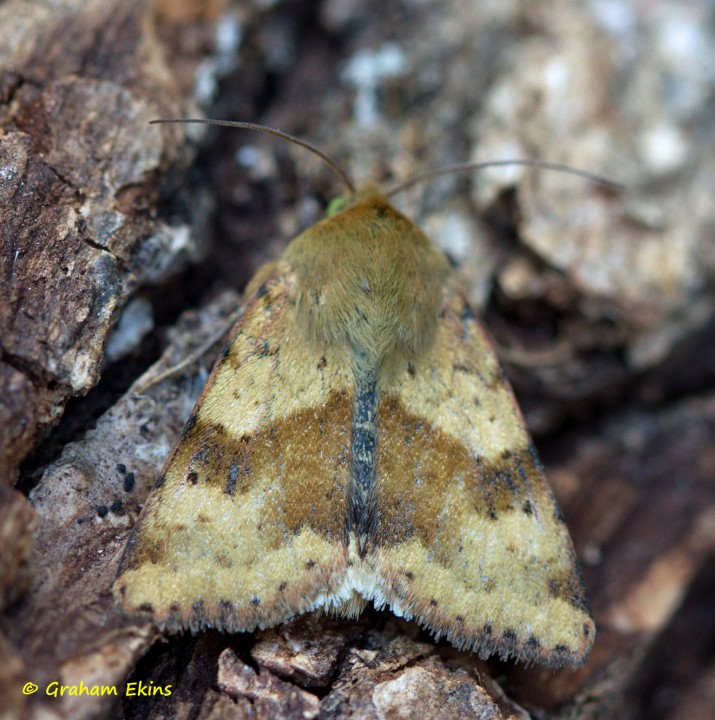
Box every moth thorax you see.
[285,191,452,368]
[297,276,443,371]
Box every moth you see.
[115,121,595,668]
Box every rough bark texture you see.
[1,0,714,719]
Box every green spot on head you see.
[326,194,349,217]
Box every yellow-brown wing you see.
[371,276,593,667]
[114,263,354,632]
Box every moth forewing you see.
[115,183,593,668]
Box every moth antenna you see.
[150,118,356,196]
[386,159,623,197]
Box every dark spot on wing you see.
[192,600,205,619]
[181,414,198,438]
[225,463,240,495]
[527,443,545,472]
[257,340,271,357]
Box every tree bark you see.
[2,1,714,719]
